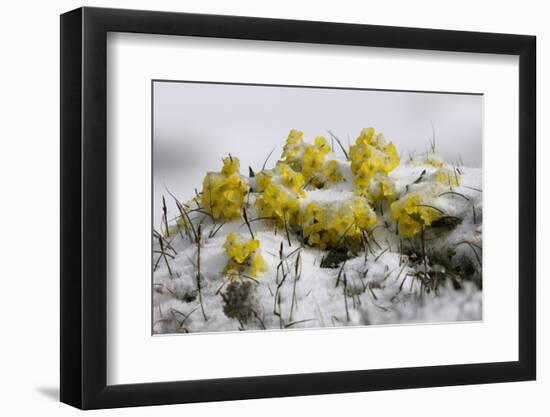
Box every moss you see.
[222,281,259,324]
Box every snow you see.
[153,158,482,335]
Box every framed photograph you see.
[60,6,536,409]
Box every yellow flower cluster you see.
[280,129,305,166]
[434,168,461,187]
[201,157,249,221]
[355,173,396,203]
[255,162,305,226]
[257,162,305,195]
[349,128,399,202]
[281,129,342,188]
[350,128,400,183]
[223,232,267,279]
[390,193,440,238]
[300,197,377,249]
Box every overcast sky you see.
[153,81,482,226]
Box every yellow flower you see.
[390,193,441,238]
[384,143,400,171]
[314,136,331,154]
[435,168,461,187]
[302,147,326,184]
[350,129,399,178]
[287,129,303,145]
[250,253,268,277]
[201,157,249,221]
[254,161,306,227]
[282,129,305,164]
[221,156,240,176]
[350,127,400,204]
[299,197,376,249]
[364,174,396,203]
[300,202,326,246]
[256,183,301,226]
[256,171,273,192]
[353,161,376,187]
[276,162,305,195]
[330,213,356,236]
[223,232,258,263]
[353,198,378,229]
[280,130,342,188]
[223,233,267,279]
[357,127,376,146]
[323,160,343,183]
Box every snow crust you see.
[153,161,482,334]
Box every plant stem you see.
[196,224,207,321]
[242,207,255,240]
[421,225,429,289]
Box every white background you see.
[0,0,546,415]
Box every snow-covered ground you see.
[153,156,482,334]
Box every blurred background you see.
[153,81,482,227]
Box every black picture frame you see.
[60,6,536,410]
